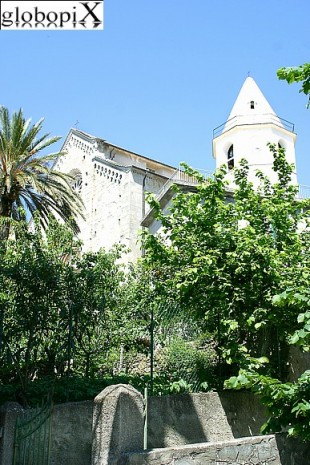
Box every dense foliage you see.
[0,216,207,405]
[142,145,310,376]
[226,288,310,440]
[141,145,310,439]
[0,217,128,405]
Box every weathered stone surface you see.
[1,390,309,465]
[147,391,268,448]
[50,400,93,465]
[0,402,24,465]
[55,130,175,265]
[217,444,239,461]
[118,435,281,465]
[275,433,310,465]
[92,384,144,465]
[287,346,310,382]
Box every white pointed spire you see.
[213,76,297,187]
[225,77,284,130]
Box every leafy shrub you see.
[157,337,217,392]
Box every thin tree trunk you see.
[0,307,3,355]
[0,194,12,240]
[118,343,124,373]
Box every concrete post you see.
[0,402,24,465]
[92,384,144,465]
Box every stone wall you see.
[275,433,310,465]
[288,346,310,382]
[43,389,269,465]
[50,401,93,465]
[56,129,175,264]
[0,400,93,465]
[118,435,281,465]
[119,433,310,465]
[0,402,24,465]
[1,389,309,465]
[147,391,268,448]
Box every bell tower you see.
[212,77,297,186]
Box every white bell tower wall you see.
[212,77,297,188]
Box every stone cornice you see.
[62,128,176,171]
[92,156,131,173]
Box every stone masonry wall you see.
[118,435,281,465]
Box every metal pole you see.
[277,328,281,379]
[66,301,73,402]
[143,386,148,450]
[217,310,222,389]
[150,306,154,396]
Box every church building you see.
[56,77,298,263]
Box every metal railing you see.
[144,168,310,220]
[297,185,310,199]
[213,114,295,138]
[156,170,310,202]
[155,168,213,201]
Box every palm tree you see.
[0,106,83,238]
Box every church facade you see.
[56,77,299,263]
[55,129,177,262]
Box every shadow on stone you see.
[218,390,268,438]
[92,384,144,465]
[275,433,310,465]
[148,392,234,448]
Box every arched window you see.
[227,144,234,170]
[250,100,255,109]
[69,169,83,193]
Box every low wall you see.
[50,401,93,465]
[118,435,281,465]
[0,402,24,465]
[147,391,268,447]
[0,400,93,465]
[1,388,309,465]
[48,390,269,464]
[118,434,310,465]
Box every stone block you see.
[0,402,24,465]
[92,384,144,465]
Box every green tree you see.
[0,217,127,402]
[67,245,127,378]
[115,262,216,392]
[0,106,83,238]
[225,287,310,441]
[141,145,310,382]
[141,144,310,438]
[0,218,73,393]
[277,63,310,108]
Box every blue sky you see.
[0,0,309,184]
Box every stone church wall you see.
[55,129,174,264]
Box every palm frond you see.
[0,106,84,236]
